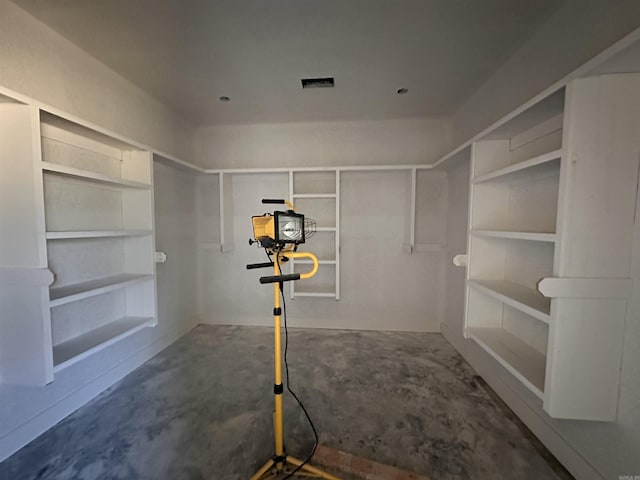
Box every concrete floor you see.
[0,325,573,480]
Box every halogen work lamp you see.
[246,199,337,480]
[250,199,315,250]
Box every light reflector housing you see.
[251,210,315,248]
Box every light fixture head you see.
[251,210,316,249]
[219,96,230,102]
[275,212,305,243]
[397,88,408,95]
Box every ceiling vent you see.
[301,77,335,89]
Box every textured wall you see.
[197,170,447,332]
[0,1,196,162]
[195,117,452,169]
[443,159,469,341]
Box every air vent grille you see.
[301,77,335,89]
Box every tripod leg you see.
[250,459,276,480]
[286,456,341,480]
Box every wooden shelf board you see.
[483,89,565,141]
[41,113,137,151]
[49,273,154,307]
[292,193,337,198]
[53,316,155,371]
[46,230,152,240]
[467,327,546,399]
[294,291,337,298]
[468,279,551,323]
[472,149,562,184]
[471,230,557,242]
[41,161,151,189]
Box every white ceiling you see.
[13,0,564,126]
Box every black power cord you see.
[271,251,319,479]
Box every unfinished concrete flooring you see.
[0,325,572,479]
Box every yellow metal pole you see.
[273,255,284,461]
[286,252,319,279]
[252,249,333,480]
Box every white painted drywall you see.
[197,170,447,332]
[153,162,199,335]
[449,0,640,150]
[0,1,196,163]
[193,117,453,333]
[195,117,452,169]
[443,160,469,339]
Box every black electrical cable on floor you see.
[272,252,319,479]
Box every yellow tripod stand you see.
[248,250,340,480]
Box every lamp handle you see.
[260,273,301,284]
[284,252,319,279]
[246,262,274,270]
[262,198,295,210]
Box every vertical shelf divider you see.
[335,169,341,300]
[219,172,234,253]
[289,170,295,300]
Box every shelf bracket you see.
[453,254,467,267]
[537,277,632,299]
[0,267,54,286]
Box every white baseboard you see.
[198,315,442,333]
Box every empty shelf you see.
[473,150,561,184]
[46,230,152,239]
[294,291,337,298]
[471,230,556,242]
[41,161,151,189]
[467,327,546,399]
[53,316,155,371]
[292,193,337,198]
[468,279,551,323]
[50,273,154,307]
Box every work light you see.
[250,200,315,250]
[246,198,327,479]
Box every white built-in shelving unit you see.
[465,89,563,401]
[464,73,640,420]
[0,97,160,386]
[40,112,158,372]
